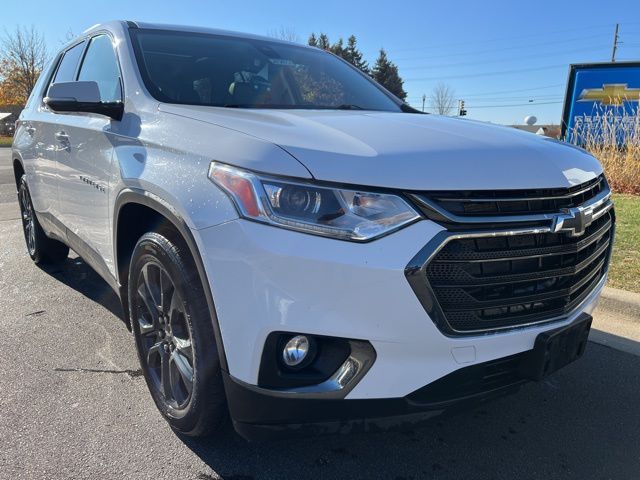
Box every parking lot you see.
[0,148,639,480]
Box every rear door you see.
[54,33,122,273]
[29,41,85,223]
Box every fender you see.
[113,187,229,372]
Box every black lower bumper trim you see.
[225,314,592,441]
[223,355,526,441]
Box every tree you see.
[430,82,456,115]
[317,33,331,51]
[0,26,48,105]
[342,35,369,74]
[372,49,407,100]
[330,37,344,57]
[308,33,318,47]
[267,26,299,43]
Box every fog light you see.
[282,335,310,367]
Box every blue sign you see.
[561,62,640,145]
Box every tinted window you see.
[53,42,85,83]
[130,29,401,111]
[78,35,122,102]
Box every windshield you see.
[129,29,402,111]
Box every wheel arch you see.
[13,156,25,189]
[114,188,229,372]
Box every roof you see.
[83,20,306,48]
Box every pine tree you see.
[342,35,369,74]
[317,33,331,51]
[330,38,344,57]
[308,33,318,47]
[372,49,407,100]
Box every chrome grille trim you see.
[405,177,615,336]
[409,186,612,226]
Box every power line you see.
[394,33,613,62]
[407,94,563,102]
[387,22,616,54]
[406,83,566,102]
[465,101,563,109]
[405,63,568,82]
[400,44,609,71]
[457,83,565,97]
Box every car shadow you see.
[179,341,640,480]
[38,253,126,325]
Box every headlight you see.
[208,162,420,241]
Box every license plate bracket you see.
[521,313,592,381]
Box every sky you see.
[3,0,640,124]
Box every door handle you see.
[55,131,69,142]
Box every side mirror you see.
[44,81,124,121]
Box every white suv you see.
[12,21,614,440]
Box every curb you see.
[599,286,640,322]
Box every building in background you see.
[511,124,561,138]
[0,105,23,136]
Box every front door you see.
[55,34,123,275]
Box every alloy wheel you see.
[135,261,194,409]
[18,183,36,255]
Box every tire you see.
[17,175,69,264]
[128,230,226,437]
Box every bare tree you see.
[267,26,299,43]
[1,26,48,103]
[430,82,456,116]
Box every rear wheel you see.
[129,230,226,437]
[17,175,69,264]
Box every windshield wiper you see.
[335,104,364,110]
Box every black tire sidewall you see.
[18,177,46,263]
[18,176,69,264]
[128,231,224,435]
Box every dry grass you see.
[0,135,12,147]
[572,108,640,194]
[570,111,639,291]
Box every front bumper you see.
[193,218,605,435]
[224,311,592,441]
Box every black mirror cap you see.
[44,97,124,121]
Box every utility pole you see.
[422,94,426,112]
[611,23,619,62]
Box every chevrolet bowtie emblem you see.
[578,83,640,106]
[552,206,595,237]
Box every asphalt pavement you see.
[1,147,639,480]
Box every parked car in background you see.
[11,21,614,440]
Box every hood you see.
[160,105,603,191]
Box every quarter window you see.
[78,35,122,102]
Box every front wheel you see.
[128,230,226,437]
[17,175,69,264]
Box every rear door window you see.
[52,42,85,83]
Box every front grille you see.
[416,175,606,217]
[427,211,612,332]
[405,176,614,335]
